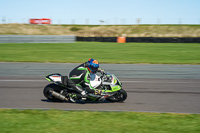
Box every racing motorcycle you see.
[43,71,127,103]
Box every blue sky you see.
[0,0,200,24]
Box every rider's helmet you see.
[86,58,99,73]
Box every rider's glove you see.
[94,89,102,95]
[98,68,105,74]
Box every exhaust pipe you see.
[49,90,68,101]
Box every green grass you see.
[0,109,199,133]
[0,42,200,64]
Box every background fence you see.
[0,35,76,43]
[0,35,200,43]
[1,17,200,25]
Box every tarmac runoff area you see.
[0,62,200,114]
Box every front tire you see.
[43,83,63,102]
[106,89,127,102]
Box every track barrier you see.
[0,35,76,43]
[77,37,200,43]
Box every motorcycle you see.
[43,71,127,103]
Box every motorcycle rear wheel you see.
[43,83,63,102]
[106,89,127,102]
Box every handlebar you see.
[100,72,112,83]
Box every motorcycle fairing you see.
[104,85,121,93]
[46,73,62,83]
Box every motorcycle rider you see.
[67,58,105,102]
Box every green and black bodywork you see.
[43,64,127,103]
[68,63,97,92]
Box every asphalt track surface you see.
[0,62,200,114]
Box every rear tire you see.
[106,89,127,102]
[43,83,63,102]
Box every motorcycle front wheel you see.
[106,89,127,102]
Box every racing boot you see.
[68,93,77,103]
[67,93,83,103]
[74,86,88,100]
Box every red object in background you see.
[29,18,51,24]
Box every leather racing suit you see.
[68,62,102,97]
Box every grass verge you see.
[0,109,200,133]
[0,42,200,64]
